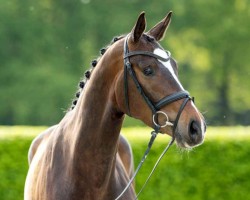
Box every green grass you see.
[0,126,250,200]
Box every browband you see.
[124,51,170,62]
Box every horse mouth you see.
[174,131,204,149]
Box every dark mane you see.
[69,35,125,110]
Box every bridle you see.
[115,35,192,200]
[123,34,191,132]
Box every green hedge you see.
[0,126,250,200]
[0,137,31,200]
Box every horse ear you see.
[147,11,172,41]
[131,12,146,43]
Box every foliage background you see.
[0,0,249,126]
[0,126,250,200]
[0,1,250,199]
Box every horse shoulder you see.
[118,134,134,179]
[28,125,57,165]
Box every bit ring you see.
[153,111,173,128]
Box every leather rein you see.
[115,35,192,200]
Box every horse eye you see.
[143,66,154,76]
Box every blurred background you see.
[0,0,249,126]
[0,0,250,200]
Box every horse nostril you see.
[189,120,201,143]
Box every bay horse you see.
[25,11,206,200]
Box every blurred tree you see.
[0,0,249,125]
[165,0,250,125]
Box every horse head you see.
[109,12,206,148]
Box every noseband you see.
[123,34,191,133]
[115,35,192,200]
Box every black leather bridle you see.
[123,34,191,133]
[115,35,193,200]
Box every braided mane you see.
[69,35,124,110]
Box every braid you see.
[69,35,124,111]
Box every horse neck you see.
[66,50,125,171]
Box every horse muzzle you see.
[154,104,206,149]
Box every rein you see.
[115,35,192,200]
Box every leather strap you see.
[124,51,170,62]
[155,91,190,110]
[124,35,131,116]
[126,63,157,114]
[173,97,191,133]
